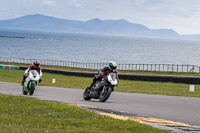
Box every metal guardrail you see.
[0,57,199,73]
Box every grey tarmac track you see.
[0,81,200,127]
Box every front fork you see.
[24,81,37,92]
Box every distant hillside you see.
[0,14,199,39]
[0,14,83,32]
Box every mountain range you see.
[0,14,199,40]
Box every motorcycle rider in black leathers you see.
[88,61,118,95]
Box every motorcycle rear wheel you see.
[99,86,112,102]
[83,87,92,100]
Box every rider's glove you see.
[39,79,42,83]
[113,70,118,73]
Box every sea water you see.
[1,29,200,65]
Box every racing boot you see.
[91,90,98,96]
[88,83,94,88]
[21,80,24,86]
[21,75,26,86]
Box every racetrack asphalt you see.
[0,81,200,127]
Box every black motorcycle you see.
[83,72,118,102]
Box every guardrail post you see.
[182,65,183,72]
[146,64,148,71]
[135,64,137,71]
[163,64,164,72]
[193,65,194,73]
[177,64,178,72]
[143,64,144,71]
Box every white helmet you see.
[108,61,117,70]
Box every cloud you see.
[42,0,57,7]
[65,0,83,8]
[23,0,33,2]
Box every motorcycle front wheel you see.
[99,86,112,102]
[83,87,92,101]
[29,83,35,95]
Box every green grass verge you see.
[1,61,200,76]
[0,94,168,133]
[1,69,200,98]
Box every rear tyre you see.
[22,86,28,95]
[83,87,92,101]
[29,83,35,95]
[99,86,112,102]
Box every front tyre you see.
[99,86,112,102]
[83,87,92,101]
[29,83,35,95]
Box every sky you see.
[0,0,200,35]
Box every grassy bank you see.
[1,61,200,76]
[0,94,168,133]
[1,69,200,98]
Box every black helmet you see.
[108,61,117,70]
[33,60,40,67]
